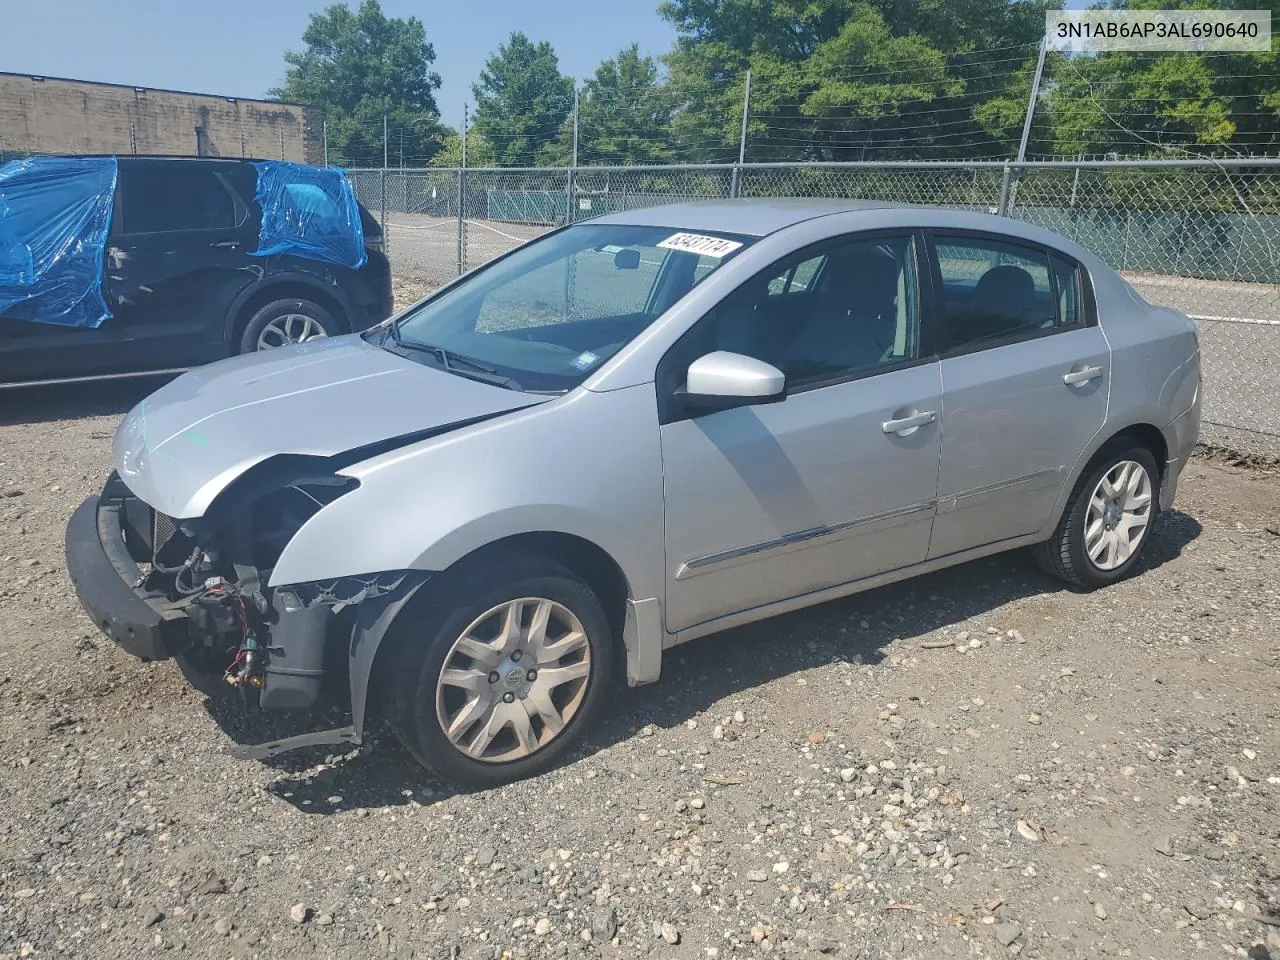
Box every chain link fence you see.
[349,159,1280,460]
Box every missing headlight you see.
[246,476,360,570]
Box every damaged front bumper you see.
[65,486,188,661]
[64,473,430,757]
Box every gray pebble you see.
[995,922,1021,946]
[591,906,617,940]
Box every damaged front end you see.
[65,463,426,756]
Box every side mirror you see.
[677,351,786,413]
[613,248,640,270]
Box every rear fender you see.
[222,268,356,341]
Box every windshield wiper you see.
[392,338,524,391]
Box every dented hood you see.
[113,334,545,518]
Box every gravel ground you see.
[1,382,1279,960]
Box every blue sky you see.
[0,0,679,127]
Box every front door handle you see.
[882,409,936,435]
[1063,364,1103,386]
[210,240,240,250]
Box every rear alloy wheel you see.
[257,312,329,349]
[1033,442,1159,589]
[239,298,342,354]
[1083,460,1153,571]
[385,552,614,787]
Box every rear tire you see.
[383,551,615,788]
[238,298,342,354]
[1033,441,1160,589]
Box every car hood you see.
[113,334,546,518]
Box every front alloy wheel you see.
[384,551,614,787]
[436,598,591,762]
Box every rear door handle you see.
[1063,365,1103,386]
[882,409,936,435]
[210,240,240,249]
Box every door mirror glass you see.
[680,350,785,412]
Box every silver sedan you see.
[65,199,1202,786]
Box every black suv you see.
[0,156,392,386]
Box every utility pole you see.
[1008,37,1047,213]
[1016,38,1047,165]
[457,104,468,277]
[322,119,328,166]
[380,115,388,251]
[732,69,751,199]
[572,85,580,167]
[566,85,579,224]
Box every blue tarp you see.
[0,156,117,328]
[251,161,366,269]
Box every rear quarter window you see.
[358,204,381,238]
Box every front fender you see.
[268,384,667,605]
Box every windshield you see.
[384,223,754,392]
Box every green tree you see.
[429,128,498,167]
[548,45,677,165]
[1046,52,1234,156]
[660,0,1052,161]
[1044,0,1280,158]
[472,32,575,167]
[271,0,445,166]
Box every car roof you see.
[40,154,274,165]
[586,197,1106,266]
[588,198,908,237]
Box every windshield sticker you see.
[657,232,744,258]
[570,351,600,371]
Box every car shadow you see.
[0,375,179,427]
[216,508,1201,813]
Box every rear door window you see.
[120,165,237,234]
[930,234,1058,351]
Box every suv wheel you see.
[384,552,614,788]
[240,298,342,353]
[1033,441,1159,589]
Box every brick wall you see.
[0,73,322,163]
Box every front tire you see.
[384,552,615,788]
[238,298,342,354]
[1033,442,1160,589]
